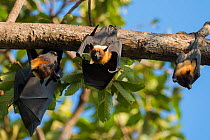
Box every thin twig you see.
[88,0,93,27]
[5,50,15,63]
[65,51,82,69]
[36,126,46,140]
[60,0,86,24]
[58,88,91,140]
[54,0,68,17]
[6,0,26,22]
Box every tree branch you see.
[0,22,210,65]
[6,0,26,22]
[58,88,91,140]
[5,50,15,63]
[88,0,93,27]
[36,126,46,140]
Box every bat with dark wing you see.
[77,25,122,90]
[172,35,201,89]
[13,49,63,136]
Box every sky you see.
[122,0,210,140]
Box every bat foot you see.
[108,68,120,73]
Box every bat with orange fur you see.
[28,49,63,86]
[14,49,63,136]
[77,25,122,90]
[172,36,201,89]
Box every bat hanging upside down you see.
[172,36,201,89]
[30,50,62,85]
[76,25,122,90]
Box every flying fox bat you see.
[29,49,63,86]
[77,25,122,90]
[172,36,201,89]
[14,49,63,136]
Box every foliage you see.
[0,0,184,140]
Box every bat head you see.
[90,48,105,63]
[31,63,55,83]
[90,45,110,64]
[173,70,193,89]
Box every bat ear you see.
[88,44,94,50]
[104,46,108,52]
[90,25,99,36]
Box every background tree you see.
[1,0,208,140]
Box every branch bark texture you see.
[0,22,210,65]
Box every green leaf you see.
[54,83,68,96]
[120,57,136,65]
[48,99,56,110]
[16,50,26,62]
[0,72,16,81]
[4,62,22,72]
[114,80,144,92]
[113,82,134,108]
[0,81,14,91]
[121,66,142,83]
[98,90,113,122]
[150,18,159,24]
[60,70,83,83]
[0,6,8,20]
[0,104,8,117]
[126,112,142,126]
[72,56,82,66]
[0,88,14,117]
[62,14,74,24]
[65,81,83,96]
[27,0,38,10]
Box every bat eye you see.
[49,51,57,56]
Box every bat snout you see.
[91,50,103,61]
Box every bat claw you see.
[172,78,178,82]
[108,68,120,73]
[187,84,192,89]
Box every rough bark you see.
[0,22,210,65]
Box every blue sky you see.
[122,0,210,139]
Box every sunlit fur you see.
[31,58,50,70]
[90,46,112,65]
[31,58,53,80]
[174,60,196,88]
